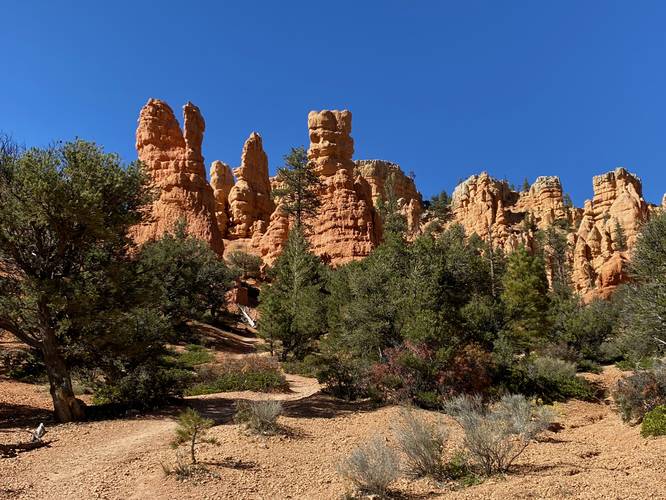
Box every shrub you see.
[0,349,45,381]
[444,394,554,476]
[234,399,283,435]
[227,251,262,279]
[175,344,215,368]
[185,356,289,396]
[641,405,666,437]
[316,351,369,401]
[338,435,400,497]
[93,364,192,408]
[171,408,217,464]
[504,355,596,403]
[613,362,666,423]
[370,342,494,408]
[395,411,447,479]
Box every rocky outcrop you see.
[305,110,380,263]
[227,132,275,239]
[571,168,650,299]
[354,159,423,233]
[450,167,652,300]
[258,110,380,265]
[210,160,235,234]
[134,98,223,254]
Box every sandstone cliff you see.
[133,98,224,254]
[354,159,423,234]
[227,132,275,239]
[258,110,380,265]
[210,160,234,234]
[450,168,652,299]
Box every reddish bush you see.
[370,342,494,408]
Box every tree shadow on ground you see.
[0,402,53,429]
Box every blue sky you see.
[2,1,666,205]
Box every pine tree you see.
[429,190,452,221]
[258,227,326,360]
[272,146,322,229]
[522,178,530,192]
[500,247,550,353]
[377,173,407,237]
[614,220,628,251]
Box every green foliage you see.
[497,355,596,403]
[258,227,326,360]
[174,345,215,368]
[0,349,45,381]
[0,139,150,420]
[429,190,452,221]
[90,308,193,407]
[377,173,407,236]
[614,220,628,251]
[137,221,235,328]
[272,146,322,229]
[501,247,550,353]
[185,356,288,395]
[226,250,262,279]
[615,211,666,360]
[549,295,619,365]
[171,408,216,464]
[536,225,571,297]
[522,177,530,192]
[641,405,666,437]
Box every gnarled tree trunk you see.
[41,329,85,422]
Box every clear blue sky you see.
[2,1,666,205]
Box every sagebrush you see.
[444,394,554,476]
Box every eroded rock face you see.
[258,110,380,265]
[354,159,423,234]
[571,168,650,299]
[210,160,235,234]
[450,167,652,299]
[134,98,224,254]
[227,132,275,239]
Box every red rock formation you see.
[572,168,650,299]
[306,110,380,263]
[134,98,224,254]
[258,110,380,265]
[210,160,234,234]
[227,132,275,239]
[450,167,653,300]
[354,159,424,234]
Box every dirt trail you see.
[0,325,321,499]
[1,345,665,499]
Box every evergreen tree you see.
[377,173,407,237]
[616,212,666,359]
[0,139,150,421]
[522,178,530,192]
[428,190,452,221]
[500,247,550,353]
[614,220,628,251]
[272,146,322,229]
[258,227,326,360]
[536,225,571,298]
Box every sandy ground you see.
[1,328,665,499]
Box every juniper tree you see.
[0,139,149,421]
[272,146,322,229]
